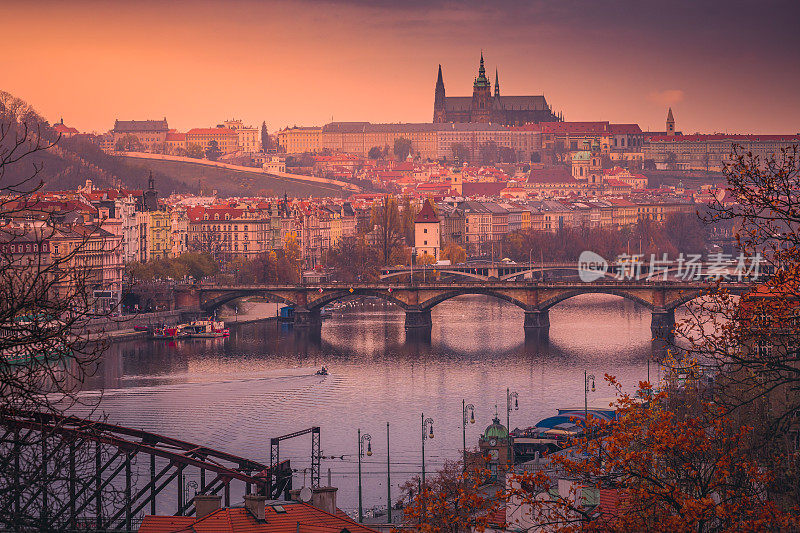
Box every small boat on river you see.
[178,320,229,338]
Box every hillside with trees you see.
[0,91,189,194]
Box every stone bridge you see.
[174,281,753,339]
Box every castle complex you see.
[433,53,562,126]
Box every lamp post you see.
[386,422,392,524]
[584,371,596,429]
[462,400,475,472]
[421,414,434,486]
[506,388,518,468]
[357,429,372,523]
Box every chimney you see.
[310,487,337,515]
[193,494,222,518]
[244,494,267,520]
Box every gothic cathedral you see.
[433,53,562,126]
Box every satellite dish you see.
[299,487,313,502]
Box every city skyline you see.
[4,0,800,135]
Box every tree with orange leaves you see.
[506,376,800,532]
[399,458,500,533]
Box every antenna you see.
[299,486,313,502]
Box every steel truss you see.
[270,427,321,489]
[0,410,293,531]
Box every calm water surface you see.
[81,294,661,514]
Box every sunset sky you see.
[4,0,799,135]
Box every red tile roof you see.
[462,182,507,197]
[527,167,576,183]
[415,199,440,223]
[138,502,379,533]
[608,123,642,135]
[53,123,79,134]
[138,516,195,533]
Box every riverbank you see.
[89,302,282,343]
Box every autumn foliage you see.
[400,459,499,533]
[507,376,799,532]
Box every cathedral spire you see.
[434,64,446,122]
[474,52,490,89]
[494,68,500,97]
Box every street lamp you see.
[357,429,372,522]
[462,400,475,471]
[506,388,518,468]
[584,371,596,430]
[421,414,434,486]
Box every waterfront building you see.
[147,208,172,260]
[414,199,441,261]
[433,53,561,126]
[49,224,123,312]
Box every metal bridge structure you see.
[0,410,299,531]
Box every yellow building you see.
[148,209,172,260]
[186,128,239,155]
[277,127,323,154]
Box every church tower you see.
[666,107,675,136]
[471,53,492,123]
[494,68,500,97]
[433,65,446,123]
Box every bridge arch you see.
[663,289,715,311]
[419,289,529,311]
[537,288,656,311]
[307,289,411,311]
[201,290,298,313]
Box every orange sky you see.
[4,0,799,135]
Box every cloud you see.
[648,89,685,106]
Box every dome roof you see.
[483,416,508,439]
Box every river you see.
[81,294,660,516]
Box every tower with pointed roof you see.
[414,199,441,262]
[494,68,500,98]
[433,65,447,123]
[666,108,675,136]
[471,53,492,123]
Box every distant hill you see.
[119,154,350,198]
[2,90,349,197]
[39,136,192,193]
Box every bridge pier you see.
[650,309,675,340]
[524,309,550,334]
[293,308,321,328]
[404,308,432,330]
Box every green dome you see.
[483,416,508,439]
[572,151,591,162]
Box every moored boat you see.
[179,320,229,338]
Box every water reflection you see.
[81,294,658,513]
